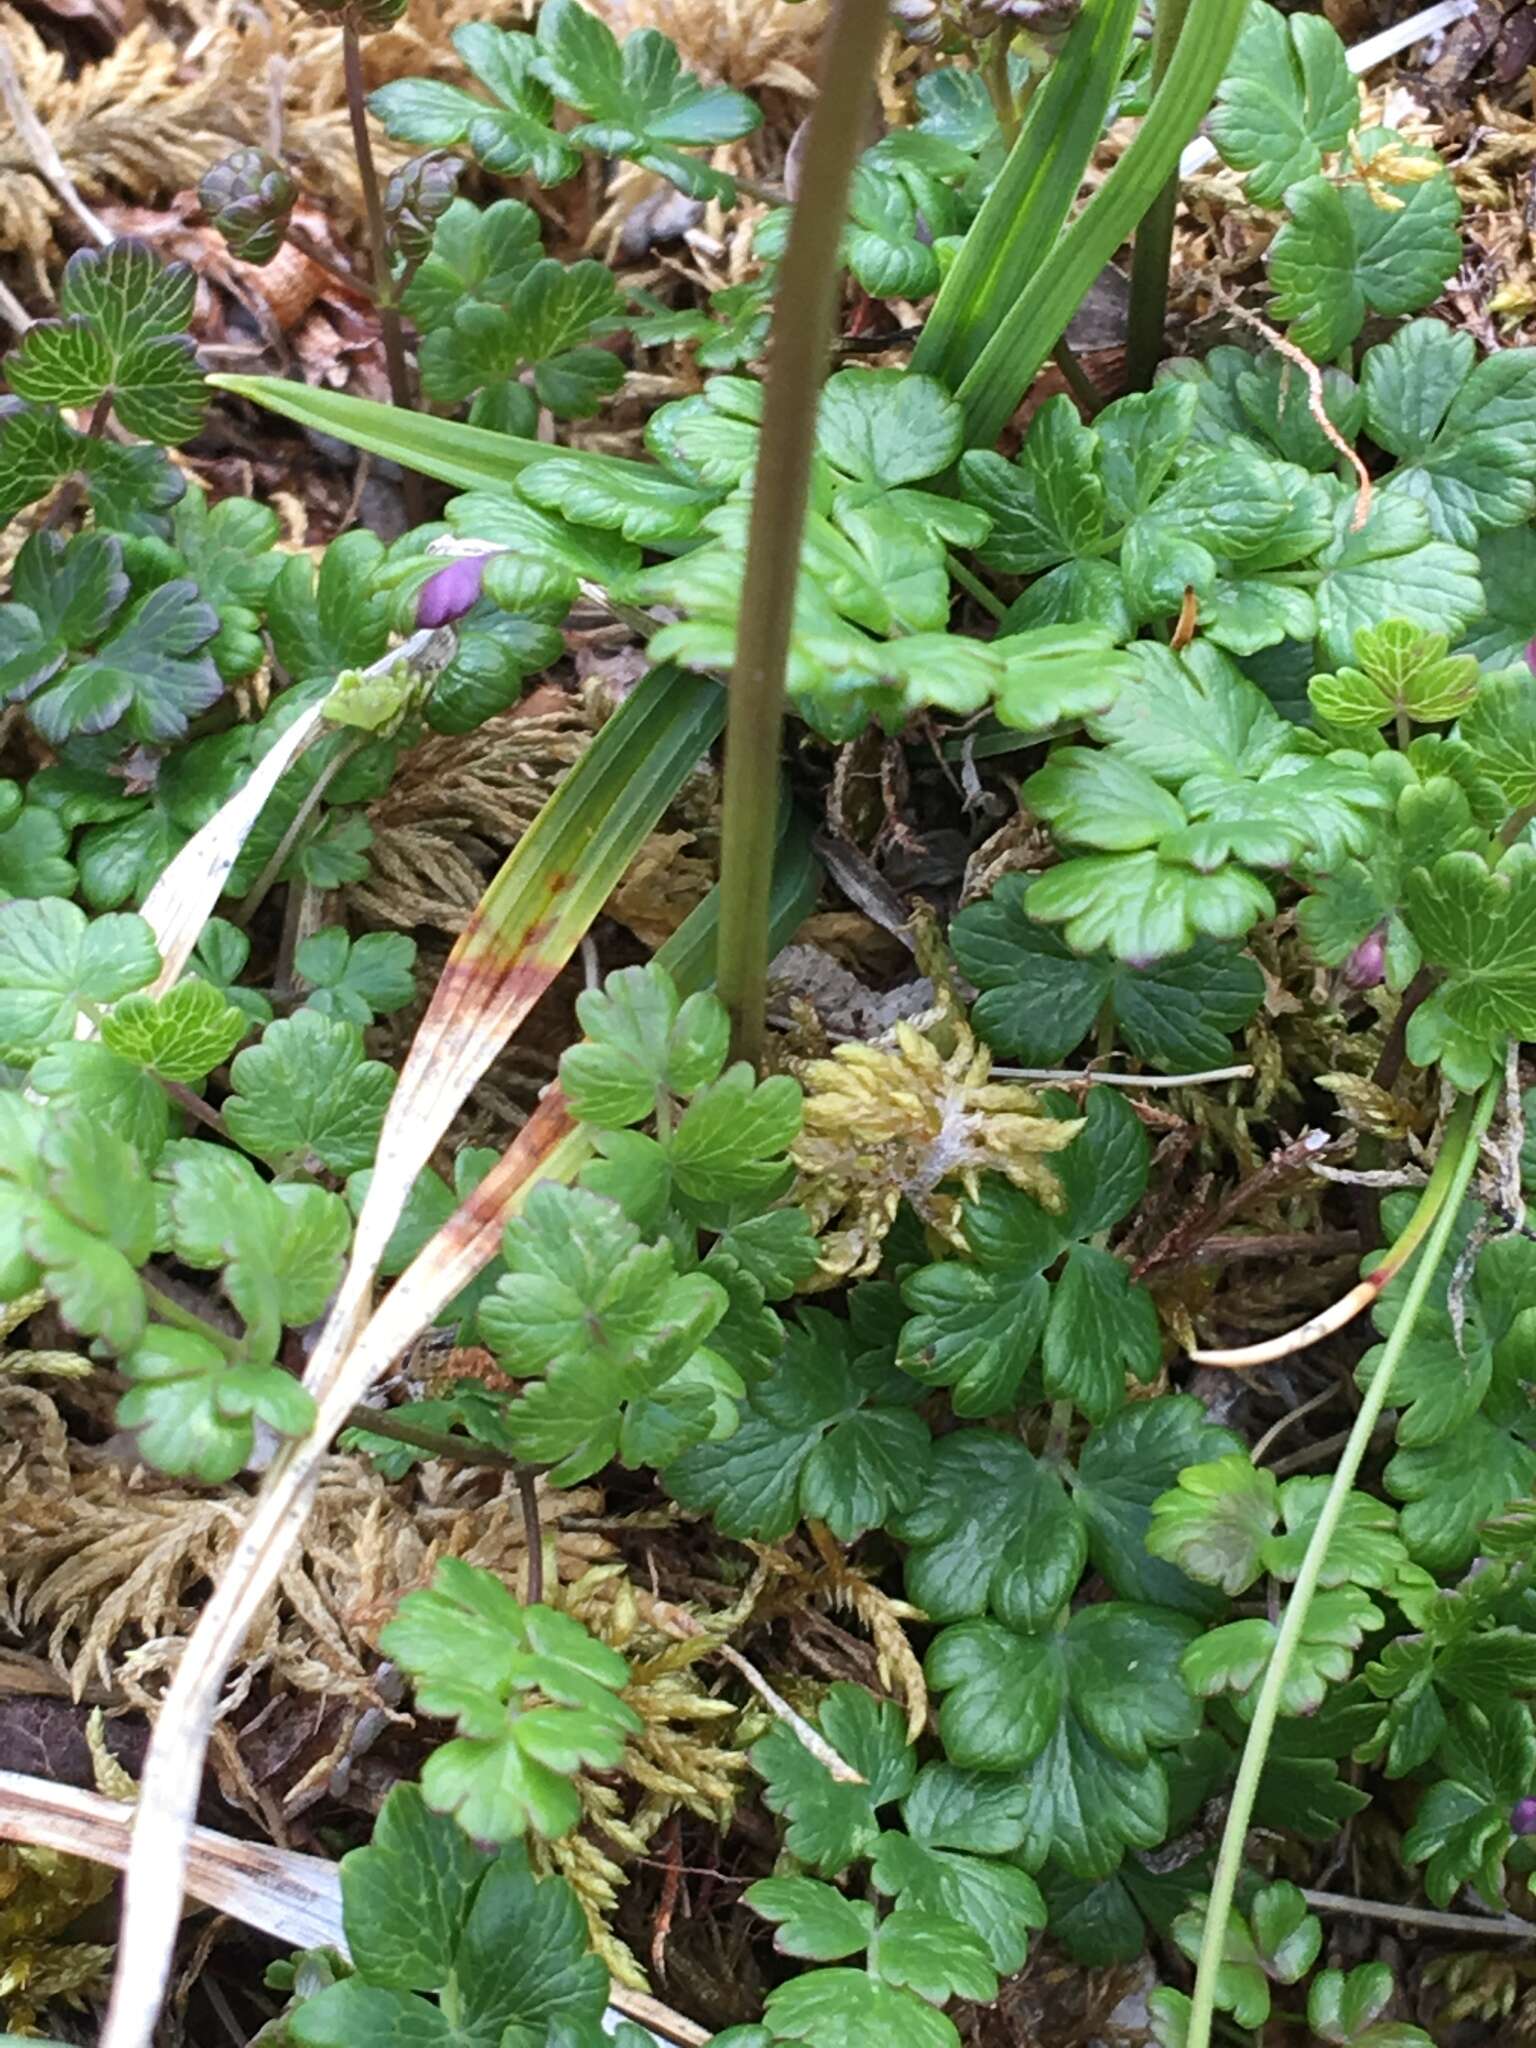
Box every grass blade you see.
[956,0,1248,446]
[99,663,723,2048]
[209,374,663,498]
[911,0,1140,389]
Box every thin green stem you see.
[715,0,888,1066]
[142,1278,243,1361]
[343,1402,527,1472]
[983,31,1020,151]
[1186,1074,1501,2048]
[341,20,423,525]
[947,551,1008,621]
[1123,0,1191,389]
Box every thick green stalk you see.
[715,0,888,1065]
[911,0,1139,389]
[1123,0,1192,390]
[957,0,1246,445]
[1185,1073,1501,2048]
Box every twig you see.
[1220,297,1372,531]
[518,1466,545,1606]
[340,22,423,525]
[991,1062,1253,1088]
[1302,1887,1534,1941]
[653,1602,866,1784]
[0,36,111,246]
[0,276,33,336]
[1249,1384,1338,1467]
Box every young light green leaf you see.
[558,962,729,1128]
[371,24,579,187]
[1403,846,1536,1088]
[1309,1963,1435,2047]
[380,1559,640,1844]
[1182,1586,1384,1718]
[1147,1453,1280,1598]
[100,979,249,1082]
[1308,620,1480,730]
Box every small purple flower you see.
[1512,1797,1536,1836]
[1525,637,1536,677]
[1344,927,1388,990]
[415,553,490,628]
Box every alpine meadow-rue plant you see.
[8,0,1536,2044]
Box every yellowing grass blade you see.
[100,664,724,2048]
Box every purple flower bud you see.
[1525,638,1536,676]
[1512,1797,1536,1835]
[415,554,488,628]
[1344,927,1388,990]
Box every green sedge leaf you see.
[6,239,204,443]
[117,1327,315,1482]
[1209,3,1357,205]
[223,1010,395,1174]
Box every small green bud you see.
[198,148,297,267]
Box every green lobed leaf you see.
[222,1010,396,1174]
[1209,3,1358,206]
